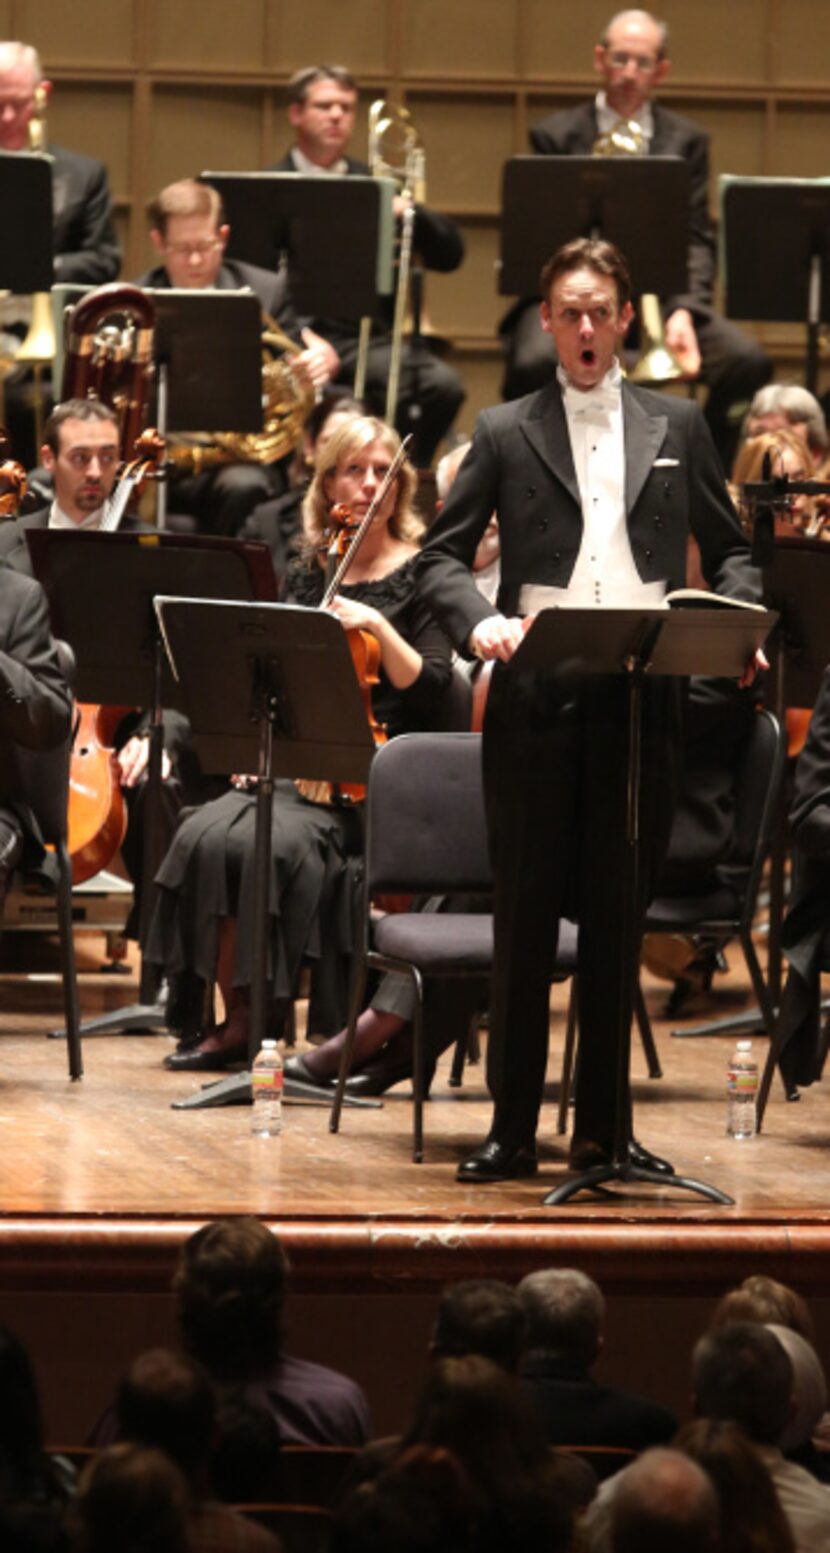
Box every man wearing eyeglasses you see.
[502,10,769,471]
[137,178,338,536]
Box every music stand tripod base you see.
[171,1070,382,1111]
[48,1000,167,1040]
[544,1161,734,1207]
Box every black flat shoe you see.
[456,1139,538,1183]
[163,1042,248,1073]
[283,1053,331,1090]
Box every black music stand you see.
[26,529,277,1038]
[499,156,690,298]
[506,602,776,1207]
[201,172,395,319]
[721,178,830,394]
[154,596,377,1112]
[0,152,53,292]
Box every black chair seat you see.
[373,912,493,972]
[646,886,742,931]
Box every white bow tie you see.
[564,383,620,421]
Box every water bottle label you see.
[727,1071,758,1095]
[253,1069,284,1097]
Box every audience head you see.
[711,1275,815,1343]
[287,65,357,169]
[303,414,421,551]
[435,442,472,502]
[517,1267,604,1369]
[430,1280,525,1373]
[0,1325,47,1487]
[594,12,670,124]
[610,1447,718,1553]
[744,383,828,462]
[174,1216,288,1382]
[675,1418,796,1553]
[148,178,228,289]
[69,1443,190,1553]
[691,1322,793,1445]
[115,1347,215,1487]
[0,42,47,152]
[730,430,813,534]
[766,1324,827,1452]
[209,1392,281,1503]
[332,1445,477,1553]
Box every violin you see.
[66,429,167,883]
[0,427,27,518]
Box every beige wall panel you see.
[427,222,500,339]
[776,1,830,85]
[521,0,611,76]
[682,104,766,197]
[658,0,767,82]
[147,0,267,71]
[271,0,387,76]
[525,94,585,142]
[0,2,12,34]
[17,0,135,66]
[48,86,131,195]
[771,109,830,179]
[452,350,502,435]
[411,96,514,210]
[400,0,516,79]
[148,88,262,197]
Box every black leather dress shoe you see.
[163,1042,247,1072]
[456,1139,538,1183]
[569,1137,676,1175]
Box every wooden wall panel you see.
[48,85,132,196]
[428,222,500,338]
[659,0,767,83]
[16,0,135,65]
[400,0,517,80]
[0,2,12,35]
[271,0,388,76]
[521,0,610,78]
[775,1,830,84]
[771,108,830,179]
[148,88,262,213]
[148,0,267,71]
[412,95,515,211]
[687,104,767,195]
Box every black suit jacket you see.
[135,257,296,334]
[50,145,121,284]
[529,100,715,317]
[0,505,144,576]
[0,570,72,847]
[520,1355,677,1458]
[417,378,758,653]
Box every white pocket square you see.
[653,458,680,467]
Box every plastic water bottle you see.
[251,1040,283,1136]
[727,1040,758,1139]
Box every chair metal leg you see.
[449,1009,479,1089]
[56,844,82,1080]
[411,966,425,1164]
[742,930,777,1036]
[329,961,368,1135]
[634,980,662,1079]
[557,981,578,1135]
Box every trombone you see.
[366,99,426,424]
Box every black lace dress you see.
[143,554,452,1035]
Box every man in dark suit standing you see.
[418,237,759,1183]
[271,65,465,467]
[0,566,72,916]
[502,9,769,472]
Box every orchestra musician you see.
[136,178,340,537]
[271,65,466,469]
[144,416,452,1070]
[0,567,73,922]
[501,9,770,472]
[417,237,761,1184]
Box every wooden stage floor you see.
[1,930,830,1302]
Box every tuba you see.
[165,308,314,473]
[0,84,58,446]
[62,283,156,459]
[592,117,684,384]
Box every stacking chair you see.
[6,641,82,1079]
[329,732,579,1162]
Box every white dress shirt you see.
[594,90,654,145]
[48,500,104,531]
[518,362,667,614]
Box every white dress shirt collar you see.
[595,90,654,145]
[49,500,104,531]
[290,145,349,177]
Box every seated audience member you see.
[175,1217,370,1447]
[0,568,72,921]
[731,429,821,538]
[766,1325,829,1481]
[137,178,339,537]
[114,1347,281,1550]
[430,1281,525,1374]
[743,384,828,468]
[675,1418,796,1553]
[145,418,452,1064]
[609,1447,718,1553]
[710,1275,815,1344]
[241,393,365,576]
[516,1269,676,1460]
[333,1444,478,1553]
[0,1325,74,1553]
[273,65,465,468]
[68,1443,192,1553]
